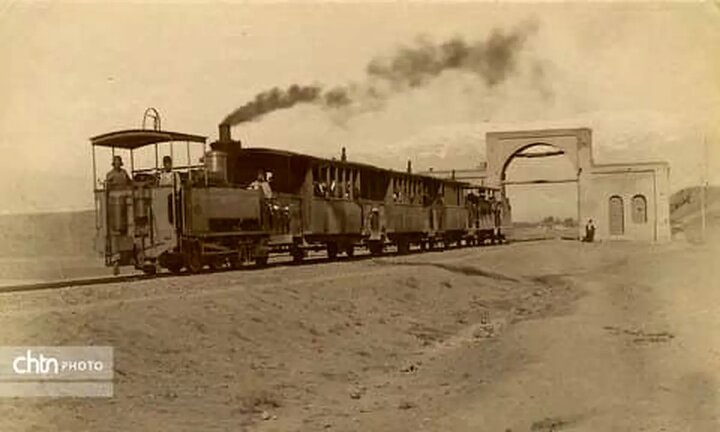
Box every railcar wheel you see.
[345,245,355,258]
[291,247,304,264]
[186,245,204,274]
[369,242,383,256]
[397,240,409,255]
[327,243,338,260]
[255,255,269,267]
[209,259,225,271]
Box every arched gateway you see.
[487,128,670,242]
[430,128,670,242]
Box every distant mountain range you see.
[670,185,720,242]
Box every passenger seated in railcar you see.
[313,181,328,197]
[466,190,479,205]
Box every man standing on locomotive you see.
[248,169,273,199]
[158,155,175,187]
[104,155,133,275]
[105,155,131,189]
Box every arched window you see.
[609,195,624,235]
[632,195,647,224]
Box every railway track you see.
[0,237,557,295]
[0,273,159,295]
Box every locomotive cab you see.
[91,127,208,274]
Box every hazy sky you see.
[1,1,718,217]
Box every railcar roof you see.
[238,147,471,185]
[90,129,207,150]
[238,147,382,171]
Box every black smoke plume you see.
[221,23,537,126]
[222,84,322,126]
[366,27,533,88]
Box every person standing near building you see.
[583,219,596,242]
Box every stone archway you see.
[426,126,669,242]
[485,128,594,239]
[500,142,576,182]
[485,128,593,189]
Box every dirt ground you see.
[0,238,717,431]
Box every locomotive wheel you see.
[167,262,184,274]
[327,243,338,260]
[141,264,157,276]
[186,245,204,274]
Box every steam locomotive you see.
[91,121,508,275]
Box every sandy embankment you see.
[0,239,715,431]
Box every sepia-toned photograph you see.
[0,1,718,430]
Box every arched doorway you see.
[485,128,591,240]
[501,143,579,238]
[608,195,625,235]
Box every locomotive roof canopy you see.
[90,129,207,150]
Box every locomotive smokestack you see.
[219,123,232,142]
[407,160,412,174]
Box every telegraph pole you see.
[700,134,708,242]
